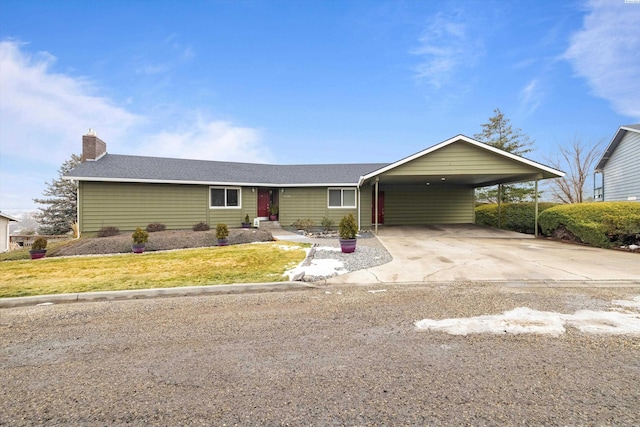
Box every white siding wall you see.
[604,131,640,201]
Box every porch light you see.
[426,182,430,186]
[441,177,446,181]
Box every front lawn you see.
[0,242,308,298]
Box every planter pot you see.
[241,223,251,229]
[339,238,357,253]
[217,238,229,246]
[29,249,47,260]
[269,215,278,221]
[131,244,146,254]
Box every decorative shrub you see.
[538,202,640,248]
[270,204,279,215]
[243,214,251,224]
[31,237,48,251]
[215,223,229,240]
[321,216,335,231]
[146,223,166,232]
[338,214,358,239]
[97,226,120,237]
[193,222,210,231]
[131,227,149,245]
[293,218,315,232]
[475,202,560,234]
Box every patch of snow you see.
[415,296,640,336]
[284,258,347,280]
[274,244,304,251]
[37,302,54,306]
[368,289,387,294]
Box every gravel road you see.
[2,284,639,426]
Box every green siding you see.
[381,185,474,225]
[383,141,536,176]
[359,188,373,228]
[79,182,253,233]
[279,187,358,227]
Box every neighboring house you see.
[0,212,18,252]
[64,132,563,234]
[595,124,640,202]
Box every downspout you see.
[357,185,361,231]
[76,180,81,238]
[375,177,379,235]
[534,179,539,237]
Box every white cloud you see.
[0,40,141,165]
[137,116,271,163]
[411,13,483,89]
[518,78,544,117]
[564,0,640,119]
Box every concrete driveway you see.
[328,224,640,285]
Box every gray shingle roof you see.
[65,154,389,186]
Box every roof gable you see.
[359,135,563,186]
[596,124,640,170]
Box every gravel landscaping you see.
[1,284,639,426]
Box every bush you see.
[131,227,149,245]
[215,223,229,240]
[193,222,210,231]
[475,202,560,234]
[338,214,358,239]
[321,216,335,231]
[31,237,48,251]
[243,214,251,224]
[97,226,120,237]
[538,202,640,248]
[293,218,315,232]
[146,223,166,232]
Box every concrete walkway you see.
[328,225,640,285]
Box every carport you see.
[357,135,564,234]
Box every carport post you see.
[534,179,539,237]
[374,177,379,235]
[497,184,502,229]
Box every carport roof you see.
[358,134,564,187]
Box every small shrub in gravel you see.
[146,223,166,232]
[193,222,210,231]
[97,226,120,237]
[321,216,335,231]
[293,218,315,232]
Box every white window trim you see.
[328,187,357,209]
[209,186,242,209]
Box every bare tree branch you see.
[545,136,604,203]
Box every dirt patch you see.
[50,229,274,257]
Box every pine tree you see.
[474,109,536,203]
[34,154,81,235]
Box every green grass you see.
[0,242,309,298]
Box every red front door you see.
[258,189,270,217]
[372,190,384,224]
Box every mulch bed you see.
[49,229,274,257]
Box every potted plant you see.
[241,214,252,228]
[131,227,149,253]
[338,213,358,253]
[29,237,48,259]
[269,204,279,221]
[216,223,229,246]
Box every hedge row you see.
[475,202,559,234]
[538,202,640,248]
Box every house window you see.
[210,187,241,208]
[328,188,356,208]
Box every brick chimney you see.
[82,129,107,162]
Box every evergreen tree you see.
[474,109,536,203]
[34,154,81,235]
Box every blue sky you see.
[1,0,639,213]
